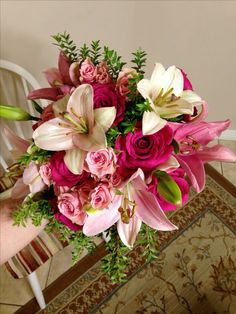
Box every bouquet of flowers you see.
[1,32,235,282]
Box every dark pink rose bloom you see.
[93,83,125,126]
[147,168,189,211]
[50,152,89,188]
[180,69,193,91]
[115,126,174,177]
[32,103,55,130]
[95,61,111,84]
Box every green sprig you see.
[79,43,90,62]
[139,224,159,262]
[90,40,101,65]
[52,31,78,62]
[131,48,147,74]
[101,227,129,284]
[103,46,126,79]
[18,144,52,166]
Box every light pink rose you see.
[116,67,137,96]
[86,148,117,178]
[90,183,114,210]
[58,192,86,225]
[39,163,52,186]
[80,58,96,83]
[95,61,111,84]
[101,172,122,187]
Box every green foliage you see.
[103,46,126,79]
[126,72,144,103]
[13,198,52,227]
[52,31,78,62]
[106,127,121,147]
[79,43,90,62]
[172,139,180,154]
[139,224,159,262]
[18,144,52,166]
[167,115,184,122]
[90,40,101,65]
[46,219,96,264]
[101,227,129,284]
[131,48,147,74]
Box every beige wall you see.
[1,0,236,129]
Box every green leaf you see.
[155,171,182,205]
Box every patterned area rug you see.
[38,169,236,314]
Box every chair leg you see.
[27,271,46,309]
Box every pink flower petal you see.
[130,176,178,231]
[44,68,63,87]
[73,123,106,152]
[174,120,231,146]
[58,52,73,85]
[83,196,121,236]
[28,88,59,101]
[11,178,30,199]
[67,84,94,130]
[176,154,205,193]
[117,216,142,248]
[33,118,75,151]
[4,127,30,153]
[197,145,236,162]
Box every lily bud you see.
[0,105,34,121]
[155,170,182,206]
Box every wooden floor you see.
[0,139,235,314]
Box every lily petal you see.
[197,145,236,163]
[94,107,116,131]
[28,88,59,101]
[4,127,30,153]
[181,90,202,104]
[159,99,193,119]
[142,110,167,135]
[11,178,30,199]
[44,68,62,87]
[83,196,121,236]
[190,101,208,123]
[161,66,183,97]
[130,176,178,231]
[33,118,74,151]
[174,120,231,146]
[157,155,180,172]
[137,78,153,99]
[58,52,72,85]
[64,148,86,174]
[117,216,142,248]
[52,94,70,117]
[23,162,45,194]
[67,84,94,130]
[73,123,106,152]
[176,154,205,193]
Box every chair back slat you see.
[0,60,44,174]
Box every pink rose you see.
[102,172,122,187]
[116,67,137,96]
[95,61,111,84]
[93,83,125,126]
[147,169,189,211]
[180,69,193,91]
[80,58,96,83]
[85,148,117,178]
[115,126,174,177]
[50,152,89,188]
[58,192,86,225]
[39,163,52,186]
[90,183,114,210]
[74,178,97,205]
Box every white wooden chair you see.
[0,60,63,309]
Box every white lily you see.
[33,84,116,174]
[137,63,202,135]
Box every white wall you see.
[1,0,236,129]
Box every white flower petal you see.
[117,216,142,248]
[161,66,183,96]
[181,90,202,104]
[142,110,167,135]
[150,63,165,82]
[64,148,86,174]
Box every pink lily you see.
[171,120,236,192]
[4,126,31,156]
[33,84,116,174]
[28,52,75,102]
[83,169,177,248]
